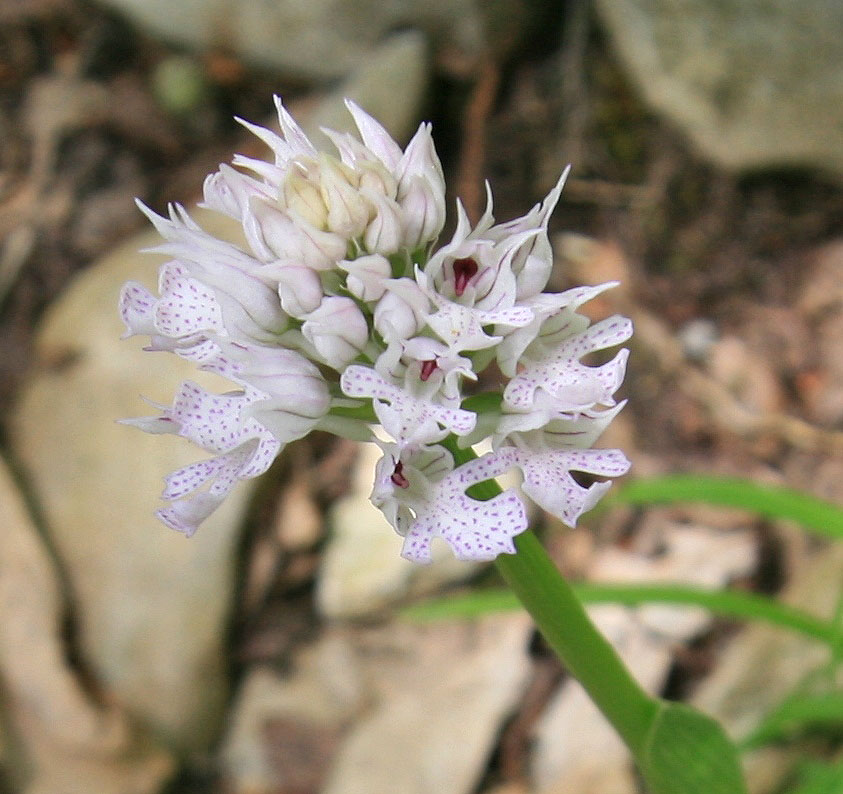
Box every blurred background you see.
[1,1,843,792]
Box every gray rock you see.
[93,0,482,82]
[594,0,843,177]
[223,618,531,794]
[221,635,364,794]
[304,30,429,151]
[0,457,173,793]
[532,605,669,794]
[10,211,253,753]
[322,616,533,794]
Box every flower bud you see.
[244,198,346,269]
[396,123,445,198]
[283,173,328,230]
[202,163,270,219]
[339,254,392,302]
[374,278,429,343]
[357,159,398,199]
[398,175,446,250]
[319,154,370,239]
[345,98,403,171]
[302,296,369,369]
[185,258,287,336]
[363,189,404,255]
[228,346,332,438]
[267,261,324,317]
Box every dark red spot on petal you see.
[391,460,410,489]
[419,359,438,381]
[452,257,479,297]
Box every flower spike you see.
[121,96,631,558]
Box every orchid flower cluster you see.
[119,97,632,563]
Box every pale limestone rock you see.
[322,615,533,794]
[0,456,173,793]
[799,241,843,317]
[531,607,670,794]
[482,785,530,794]
[10,210,251,753]
[272,474,322,551]
[593,0,843,177]
[593,521,758,640]
[707,335,783,417]
[221,634,364,794]
[798,242,843,426]
[92,0,480,82]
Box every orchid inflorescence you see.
[119,97,632,563]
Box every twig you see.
[456,58,501,224]
[557,0,591,168]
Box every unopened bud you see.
[339,254,392,302]
[283,173,328,230]
[230,346,331,438]
[374,278,429,343]
[202,163,269,218]
[357,159,398,199]
[396,123,445,198]
[302,296,369,369]
[319,155,370,239]
[398,175,446,250]
[268,261,324,317]
[363,189,404,256]
[244,198,346,269]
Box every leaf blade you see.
[610,475,843,541]
[641,702,748,794]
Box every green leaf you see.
[640,702,747,794]
[402,588,520,620]
[742,692,843,749]
[403,583,836,647]
[609,475,843,541]
[783,760,843,794]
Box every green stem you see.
[443,437,660,758]
[443,438,747,789]
[495,530,659,756]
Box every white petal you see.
[345,98,403,170]
[302,297,369,370]
[119,281,158,338]
[399,452,528,563]
[169,381,256,452]
[340,365,476,442]
[154,275,225,338]
[516,448,630,527]
[274,96,318,157]
[339,254,392,302]
[157,493,226,537]
[504,315,633,410]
